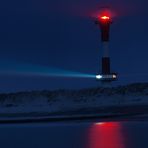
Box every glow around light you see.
[95,122,105,125]
[100,16,110,20]
[113,74,117,79]
[96,75,102,79]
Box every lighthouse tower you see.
[95,10,117,82]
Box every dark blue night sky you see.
[0,0,147,92]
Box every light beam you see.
[0,60,96,79]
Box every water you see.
[0,121,148,148]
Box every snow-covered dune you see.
[0,83,148,119]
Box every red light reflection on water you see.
[88,122,125,148]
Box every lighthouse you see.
[95,9,117,82]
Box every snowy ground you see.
[0,83,148,120]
